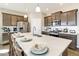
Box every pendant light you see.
[35,4,41,12]
[24,8,28,18]
[59,3,63,6]
[24,14,27,18]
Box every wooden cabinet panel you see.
[51,11,62,26]
[67,9,78,26]
[24,17,28,22]
[51,14,55,20]
[47,16,52,26]
[44,16,52,26]
[17,16,24,21]
[61,12,67,26]
[44,17,48,26]
[44,9,78,26]
[67,11,75,25]
[11,15,17,26]
[54,11,62,20]
[3,13,11,26]
[2,33,11,42]
[2,13,25,26]
[68,35,77,49]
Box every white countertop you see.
[11,33,72,56]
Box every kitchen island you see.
[10,33,72,56]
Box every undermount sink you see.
[33,34,42,37]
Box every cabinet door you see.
[67,10,77,26]
[51,14,55,26]
[47,16,52,26]
[52,14,55,20]
[3,13,11,26]
[68,35,77,49]
[61,12,67,26]
[2,33,11,42]
[55,13,60,20]
[11,15,17,26]
[59,34,77,49]
[55,11,62,20]
[44,17,48,26]
[17,16,24,21]
[24,17,28,22]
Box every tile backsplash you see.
[43,26,78,33]
[2,26,17,32]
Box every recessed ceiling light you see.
[46,8,49,11]
[5,3,9,5]
[25,8,28,11]
[59,3,63,6]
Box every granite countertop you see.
[11,33,72,56]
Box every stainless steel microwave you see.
[53,20,61,26]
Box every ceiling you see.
[0,3,79,14]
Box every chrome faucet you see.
[33,26,36,36]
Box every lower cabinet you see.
[2,33,11,44]
[59,33,77,49]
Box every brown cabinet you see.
[54,11,62,21]
[11,15,17,26]
[44,17,48,26]
[44,16,52,26]
[67,9,78,26]
[52,14,55,20]
[61,12,68,25]
[3,13,11,26]
[24,17,28,22]
[2,13,25,26]
[47,16,52,26]
[44,9,78,26]
[2,33,11,45]
[17,16,24,21]
[51,11,62,26]
[59,33,77,49]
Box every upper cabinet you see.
[44,9,78,26]
[17,16,24,21]
[44,16,52,26]
[11,15,17,26]
[67,9,78,26]
[47,16,52,26]
[3,13,11,26]
[54,11,62,21]
[2,13,25,26]
[52,11,62,26]
[61,12,67,26]
[44,17,48,26]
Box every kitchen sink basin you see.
[33,34,42,37]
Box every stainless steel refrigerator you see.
[17,21,28,32]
